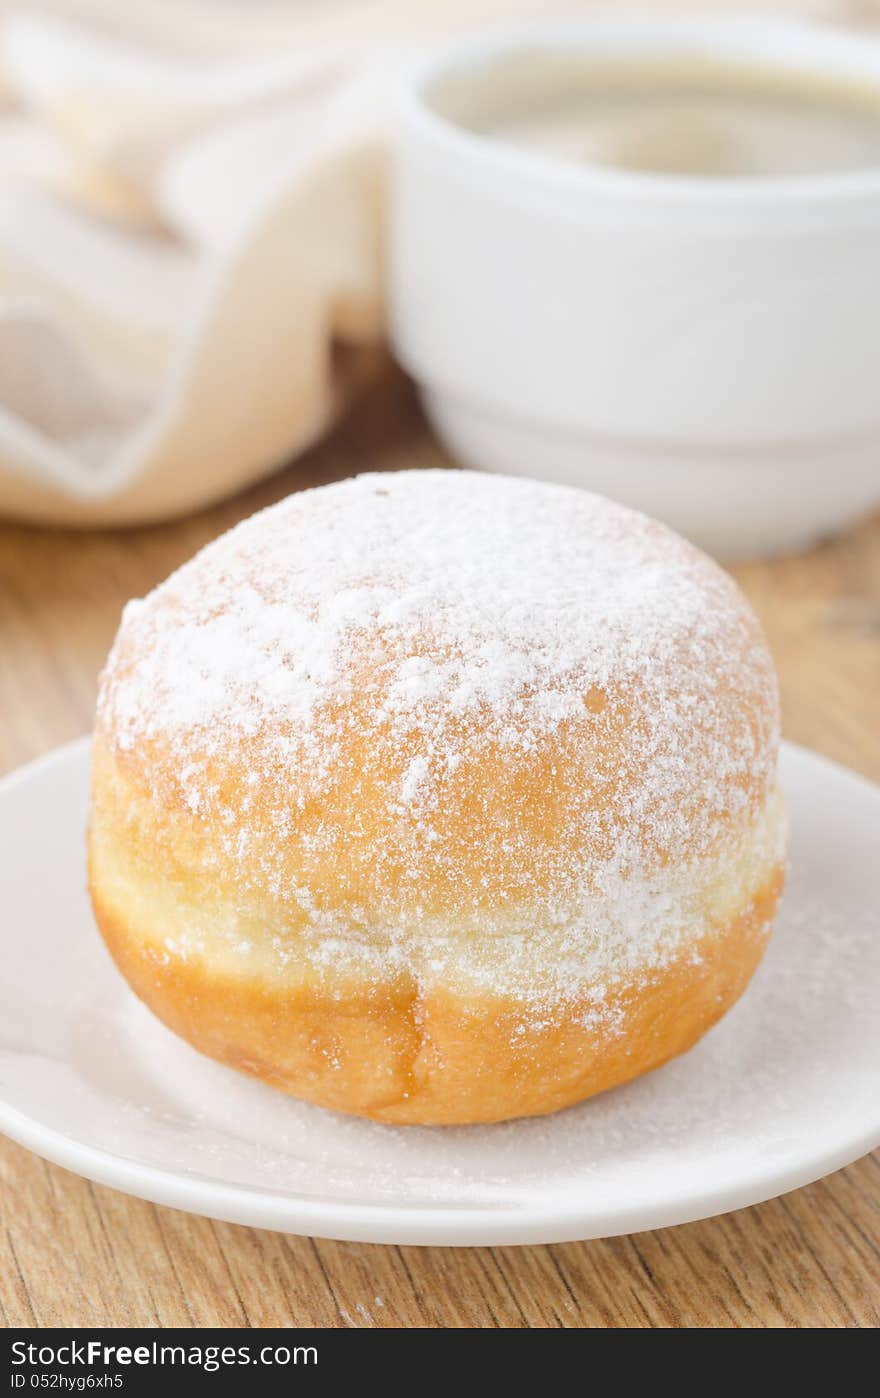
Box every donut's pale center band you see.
[91,780,786,1008]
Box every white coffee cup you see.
[390,14,880,557]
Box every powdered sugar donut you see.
[89,470,786,1125]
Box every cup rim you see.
[398,12,880,212]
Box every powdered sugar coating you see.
[96,470,782,997]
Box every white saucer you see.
[1,738,877,1246]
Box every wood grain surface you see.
[1,370,878,1329]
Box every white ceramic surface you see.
[390,15,880,558]
[0,737,878,1245]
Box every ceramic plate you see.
[0,738,877,1245]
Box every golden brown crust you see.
[90,844,783,1126]
[88,472,787,1125]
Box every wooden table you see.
[1,372,878,1329]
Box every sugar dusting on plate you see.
[115,887,875,1206]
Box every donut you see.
[89,470,786,1126]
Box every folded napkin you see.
[0,0,818,525]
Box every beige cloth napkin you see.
[0,0,824,525]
